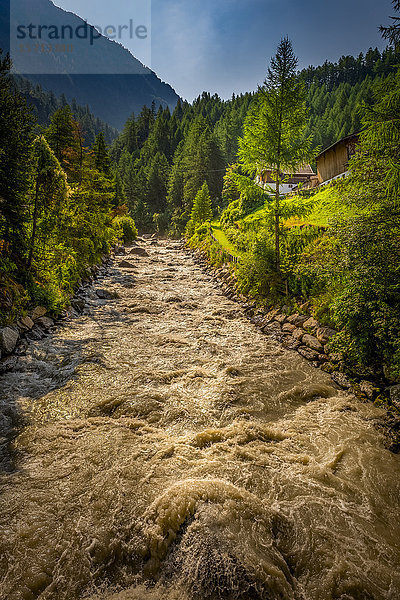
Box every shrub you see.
[113,216,138,244]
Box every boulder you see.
[35,316,55,331]
[262,322,282,334]
[282,337,301,351]
[282,323,296,333]
[292,328,305,341]
[316,326,337,345]
[331,372,352,389]
[297,346,319,361]
[129,247,149,257]
[293,315,309,328]
[31,306,47,321]
[302,334,324,353]
[274,313,287,324]
[303,317,319,333]
[96,289,120,300]
[0,327,19,355]
[388,384,400,410]
[118,260,137,269]
[18,316,34,331]
[287,313,299,324]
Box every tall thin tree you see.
[238,37,316,270]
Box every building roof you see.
[316,132,360,160]
[261,164,315,176]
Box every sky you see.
[52,0,392,101]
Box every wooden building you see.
[316,133,359,185]
[258,165,316,195]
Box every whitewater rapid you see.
[0,240,399,600]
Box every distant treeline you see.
[12,75,119,145]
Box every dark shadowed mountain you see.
[0,0,180,129]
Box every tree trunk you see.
[275,171,280,272]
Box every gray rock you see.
[302,334,324,353]
[274,313,287,324]
[0,327,19,355]
[331,372,352,389]
[31,306,47,321]
[118,260,137,269]
[96,289,120,300]
[388,385,400,410]
[297,346,320,361]
[292,328,305,341]
[35,316,55,331]
[17,316,34,331]
[26,326,45,341]
[293,315,309,328]
[303,317,319,333]
[129,247,149,257]
[316,326,337,345]
[287,313,300,324]
[282,337,301,350]
[262,321,282,334]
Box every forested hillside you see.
[0,52,135,323]
[13,75,119,145]
[111,45,400,238]
[1,0,180,129]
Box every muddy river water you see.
[0,240,399,600]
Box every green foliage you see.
[235,231,282,301]
[0,51,35,262]
[189,182,213,226]
[113,216,138,244]
[238,37,317,270]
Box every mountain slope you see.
[1,0,180,129]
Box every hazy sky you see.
[53,0,392,101]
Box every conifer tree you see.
[93,132,111,176]
[0,52,34,261]
[190,182,213,226]
[238,37,315,270]
[28,136,69,268]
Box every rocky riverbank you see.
[0,255,114,374]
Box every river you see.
[0,240,399,600]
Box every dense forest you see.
[110,44,400,236]
[0,51,135,323]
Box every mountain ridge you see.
[0,0,180,129]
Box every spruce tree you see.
[93,132,111,176]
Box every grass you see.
[210,222,241,257]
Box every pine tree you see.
[238,37,315,270]
[93,132,111,176]
[28,136,69,268]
